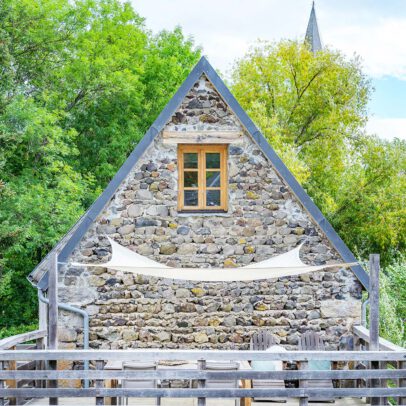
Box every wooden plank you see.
[197,359,206,406]
[299,360,308,406]
[400,361,406,405]
[48,252,58,406]
[48,252,58,351]
[240,379,251,406]
[352,326,404,352]
[36,337,46,390]
[380,361,387,405]
[162,130,243,144]
[0,361,5,406]
[1,349,406,362]
[369,254,381,406]
[6,346,17,406]
[95,360,104,405]
[3,387,406,398]
[2,368,406,381]
[0,330,47,350]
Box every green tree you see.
[231,40,404,262]
[0,0,200,330]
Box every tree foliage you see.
[232,41,405,264]
[0,0,200,328]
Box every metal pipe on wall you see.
[38,289,89,388]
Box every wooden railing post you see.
[197,359,206,406]
[369,253,381,405]
[400,360,406,405]
[95,360,105,405]
[48,251,58,405]
[299,360,308,406]
[7,346,17,405]
[36,337,45,389]
[0,360,5,406]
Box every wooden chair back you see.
[250,330,277,350]
[299,331,326,350]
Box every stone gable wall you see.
[57,75,362,351]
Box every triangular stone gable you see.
[61,73,357,285]
[28,56,368,292]
[53,72,364,351]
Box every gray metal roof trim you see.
[28,55,369,291]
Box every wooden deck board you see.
[27,397,367,405]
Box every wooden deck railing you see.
[353,325,405,405]
[1,348,405,405]
[0,329,47,406]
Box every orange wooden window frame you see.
[178,144,228,211]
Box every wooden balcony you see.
[0,327,405,406]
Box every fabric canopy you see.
[72,237,357,282]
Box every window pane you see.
[184,153,198,168]
[184,171,198,187]
[206,153,220,169]
[206,190,221,207]
[184,190,198,206]
[206,171,221,187]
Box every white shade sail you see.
[72,237,357,282]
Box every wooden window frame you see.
[178,144,228,212]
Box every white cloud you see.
[134,0,406,79]
[134,0,312,74]
[366,117,406,140]
[325,18,406,80]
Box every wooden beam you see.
[0,329,47,351]
[162,130,243,144]
[6,346,16,405]
[47,252,58,405]
[399,360,406,405]
[352,325,404,352]
[2,368,406,381]
[95,360,105,405]
[1,349,406,362]
[197,359,206,406]
[369,254,381,405]
[0,361,5,406]
[2,387,406,399]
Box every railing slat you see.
[197,359,206,406]
[2,387,406,398]
[0,330,47,351]
[1,368,405,380]
[0,360,5,406]
[1,349,405,362]
[400,360,406,405]
[95,360,104,405]
[353,325,404,352]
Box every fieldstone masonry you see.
[57,75,362,352]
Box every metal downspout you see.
[362,297,369,327]
[38,289,89,388]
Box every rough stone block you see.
[321,299,361,318]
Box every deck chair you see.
[205,361,240,406]
[250,331,287,403]
[299,331,334,403]
[120,361,160,405]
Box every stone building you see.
[28,56,369,353]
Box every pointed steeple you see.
[305,1,322,53]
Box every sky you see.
[133,0,406,141]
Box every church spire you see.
[305,1,322,53]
